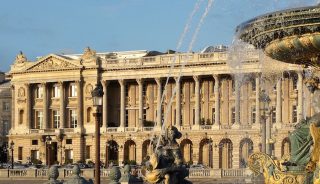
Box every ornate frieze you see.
[27,55,78,71]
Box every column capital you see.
[101,80,110,87]
[174,77,181,82]
[193,75,200,82]
[40,82,47,87]
[136,78,144,85]
[75,80,82,85]
[118,79,126,86]
[212,74,219,81]
[155,78,162,86]
[24,83,30,87]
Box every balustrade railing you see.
[107,127,118,132]
[125,127,137,132]
[143,127,154,132]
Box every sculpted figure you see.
[63,165,93,184]
[43,166,62,184]
[145,126,190,184]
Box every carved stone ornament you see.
[85,84,93,95]
[81,47,96,60]
[15,51,27,64]
[28,57,77,71]
[18,87,25,97]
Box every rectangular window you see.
[31,140,38,145]
[232,80,235,95]
[18,147,23,160]
[293,77,298,91]
[143,109,147,121]
[292,105,297,123]
[231,107,236,124]
[70,84,77,97]
[3,102,9,111]
[125,110,128,127]
[251,80,256,92]
[65,149,73,161]
[174,109,176,125]
[70,109,77,128]
[85,146,91,159]
[271,106,276,123]
[36,86,43,99]
[53,85,60,98]
[251,106,256,124]
[193,109,195,125]
[66,139,72,144]
[142,84,147,96]
[53,110,60,128]
[31,150,39,160]
[212,108,216,124]
[36,110,43,129]
[3,120,8,135]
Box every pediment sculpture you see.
[81,47,96,61]
[27,56,78,71]
[15,51,27,64]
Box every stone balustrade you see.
[0,168,252,179]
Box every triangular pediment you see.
[26,54,81,72]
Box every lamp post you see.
[46,136,52,167]
[9,141,14,169]
[259,90,271,154]
[92,82,104,184]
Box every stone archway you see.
[142,140,153,162]
[180,139,193,165]
[239,138,253,168]
[199,139,213,168]
[219,138,233,169]
[124,140,136,163]
[281,137,291,158]
[106,140,119,166]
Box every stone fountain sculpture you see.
[63,165,93,184]
[236,3,320,184]
[144,125,191,184]
[43,166,62,184]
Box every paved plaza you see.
[0,178,264,184]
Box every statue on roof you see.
[81,47,96,60]
[15,51,27,64]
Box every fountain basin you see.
[236,4,320,65]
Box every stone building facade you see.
[0,72,11,146]
[7,46,306,169]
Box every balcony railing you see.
[29,129,39,134]
[143,127,154,132]
[125,127,137,132]
[200,125,212,130]
[63,128,75,133]
[107,127,118,132]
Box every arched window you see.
[199,139,212,168]
[219,138,233,169]
[124,140,136,163]
[180,139,193,165]
[239,138,253,168]
[281,137,291,158]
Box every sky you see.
[0,0,318,72]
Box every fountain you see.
[236,3,320,184]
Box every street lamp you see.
[92,82,104,184]
[259,90,271,154]
[9,141,14,169]
[46,136,52,167]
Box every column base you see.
[192,125,200,130]
[212,124,220,130]
[232,123,240,129]
[274,122,282,130]
[154,126,162,132]
[117,127,125,132]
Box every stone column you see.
[233,142,240,168]
[193,76,200,129]
[76,81,83,130]
[297,72,303,121]
[25,84,31,129]
[266,113,272,155]
[234,80,240,127]
[254,76,261,129]
[213,75,220,129]
[212,144,219,169]
[42,83,48,129]
[193,142,200,165]
[119,79,126,131]
[155,78,162,130]
[11,85,15,130]
[261,116,266,153]
[275,79,282,128]
[59,82,65,129]
[102,80,109,130]
[137,79,144,129]
[175,77,181,126]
